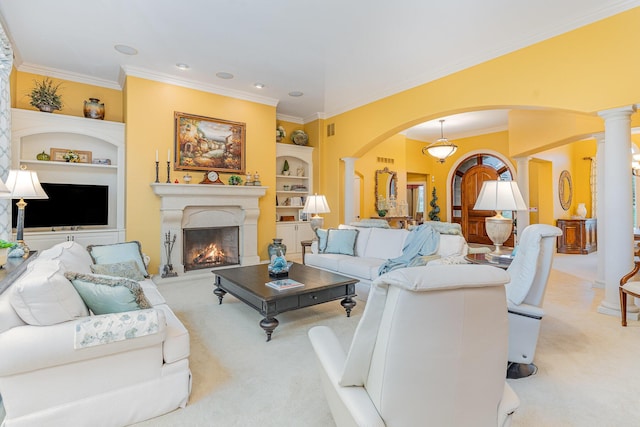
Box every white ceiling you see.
[1,0,638,139]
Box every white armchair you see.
[308,264,519,427]
[505,224,562,378]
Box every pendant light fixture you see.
[422,119,458,163]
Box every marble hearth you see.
[151,183,267,279]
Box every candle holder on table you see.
[155,161,160,183]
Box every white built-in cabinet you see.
[10,108,125,251]
[275,143,315,255]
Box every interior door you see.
[462,165,498,245]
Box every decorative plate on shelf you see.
[291,130,309,146]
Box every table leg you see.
[260,317,279,342]
[213,286,227,304]
[341,296,356,317]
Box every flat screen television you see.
[12,183,109,229]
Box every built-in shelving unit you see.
[10,108,125,251]
[275,143,315,255]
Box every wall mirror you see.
[375,167,397,211]
[559,169,572,211]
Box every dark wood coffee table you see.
[213,262,358,341]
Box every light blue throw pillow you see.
[87,241,149,277]
[316,229,328,252]
[324,229,359,256]
[65,272,152,315]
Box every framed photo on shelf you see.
[50,148,92,163]
[299,211,308,222]
[174,111,245,174]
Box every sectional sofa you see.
[0,241,191,427]
[304,221,472,300]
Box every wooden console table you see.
[371,216,412,229]
[556,218,597,254]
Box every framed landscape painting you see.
[174,112,245,174]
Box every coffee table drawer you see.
[299,285,350,308]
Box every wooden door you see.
[462,165,498,245]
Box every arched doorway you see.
[451,154,515,245]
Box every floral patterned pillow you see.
[90,260,146,281]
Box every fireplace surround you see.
[151,183,267,278]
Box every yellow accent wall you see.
[124,76,275,273]
[13,71,123,122]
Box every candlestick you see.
[167,149,171,162]
[155,161,160,183]
[155,150,158,162]
[166,161,171,183]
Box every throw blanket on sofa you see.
[378,224,439,275]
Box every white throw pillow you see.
[10,260,89,325]
[363,228,409,259]
[437,235,466,257]
[36,241,93,273]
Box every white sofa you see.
[0,241,191,427]
[304,222,470,300]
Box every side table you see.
[300,240,313,264]
[464,252,511,270]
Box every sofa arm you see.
[311,241,319,254]
[309,326,385,427]
[0,309,167,377]
[507,301,544,319]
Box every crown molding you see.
[276,114,303,124]
[303,112,326,124]
[121,65,279,107]
[17,62,122,90]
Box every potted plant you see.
[276,125,286,142]
[27,77,63,113]
[0,240,15,266]
[282,159,290,176]
[228,175,243,185]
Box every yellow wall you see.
[13,71,123,122]
[529,159,554,225]
[124,76,275,273]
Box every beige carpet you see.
[3,253,640,426]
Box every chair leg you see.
[620,289,627,327]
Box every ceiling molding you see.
[276,114,303,124]
[303,112,326,124]
[17,62,121,90]
[121,65,279,107]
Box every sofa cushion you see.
[87,241,149,277]
[437,234,466,257]
[339,225,372,257]
[324,228,359,256]
[65,272,152,315]
[305,253,346,272]
[90,260,146,281]
[315,228,328,252]
[154,304,190,363]
[0,287,27,333]
[35,241,93,274]
[338,257,386,281]
[10,260,89,326]
[363,228,409,259]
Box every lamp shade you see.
[303,194,330,215]
[473,180,527,211]
[2,168,48,199]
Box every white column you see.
[514,156,530,243]
[341,157,357,224]
[594,134,606,289]
[0,24,13,241]
[597,106,638,319]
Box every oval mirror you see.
[375,167,397,211]
[559,170,572,211]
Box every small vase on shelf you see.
[83,98,105,120]
[576,203,587,219]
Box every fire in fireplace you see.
[183,226,240,271]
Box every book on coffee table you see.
[266,278,304,291]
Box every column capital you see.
[598,105,636,120]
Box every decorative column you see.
[594,134,606,289]
[341,157,357,224]
[0,24,13,241]
[514,156,530,243]
[597,106,638,319]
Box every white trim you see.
[445,149,518,223]
[276,114,304,124]
[18,63,121,90]
[121,66,279,107]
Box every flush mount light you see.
[114,44,138,55]
[288,91,303,97]
[254,83,265,89]
[176,63,190,70]
[216,72,234,79]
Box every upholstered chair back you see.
[338,265,514,426]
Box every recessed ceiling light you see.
[254,83,265,89]
[114,44,138,55]
[176,63,190,70]
[216,72,234,79]
[288,91,303,97]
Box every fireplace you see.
[183,226,239,271]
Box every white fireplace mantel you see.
[151,183,267,277]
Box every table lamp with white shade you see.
[473,180,527,255]
[1,166,48,256]
[302,194,330,233]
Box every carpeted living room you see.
[1,2,640,427]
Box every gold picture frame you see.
[174,112,245,174]
[50,148,92,163]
